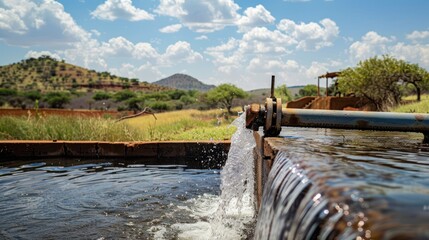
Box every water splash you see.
[216,112,256,237]
[173,113,257,239]
[220,113,256,211]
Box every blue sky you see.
[1,0,428,90]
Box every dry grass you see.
[0,108,238,141]
[391,94,429,113]
[123,109,237,141]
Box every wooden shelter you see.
[317,71,341,97]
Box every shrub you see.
[43,92,71,108]
[148,101,171,111]
[114,90,136,102]
[24,90,42,101]
[93,91,111,101]
[0,88,17,96]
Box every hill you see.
[0,56,168,93]
[247,86,305,101]
[153,73,215,91]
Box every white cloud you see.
[237,5,275,32]
[133,42,160,60]
[91,0,154,21]
[205,38,241,73]
[390,43,429,68]
[241,27,295,53]
[305,60,342,79]
[0,6,27,34]
[277,18,339,50]
[347,31,429,68]
[163,41,203,64]
[159,24,182,33]
[60,38,108,69]
[349,31,394,60]
[195,35,208,40]
[109,63,162,81]
[406,30,429,43]
[56,36,203,83]
[90,29,101,37]
[284,0,311,2]
[0,0,90,47]
[25,50,61,60]
[204,18,340,85]
[155,0,240,33]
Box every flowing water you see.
[0,114,256,239]
[255,128,429,239]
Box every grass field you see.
[0,108,238,141]
[391,94,429,113]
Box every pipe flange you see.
[265,98,273,131]
[275,98,282,132]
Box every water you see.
[255,128,429,239]
[0,161,221,239]
[0,114,257,239]
[4,117,428,239]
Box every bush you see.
[167,89,186,100]
[24,90,42,101]
[148,101,171,111]
[43,92,71,108]
[126,97,144,111]
[93,91,111,101]
[114,90,136,102]
[0,88,17,97]
[179,95,195,105]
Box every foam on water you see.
[171,113,257,239]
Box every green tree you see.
[126,97,144,112]
[179,95,196,105]
[0,88,17,97]
[93,91,111,101]
[274,84,292,101]
[298,84,318,97]
[24,90,42,101]
[206,84,248,114]
[337,55,429,111]
[113,90,136,102]
[43,92,71,108]
[149,101,171,111]
[396,61,429,101]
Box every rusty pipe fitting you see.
[245,98,283,137]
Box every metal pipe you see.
[281,108,429,133]
[270,75,275,99]
[246,75,429,143]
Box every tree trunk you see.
[227,106,232,115]
[409,82,421,102]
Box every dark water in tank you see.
[0,160,222,239]
[256,128,429,240]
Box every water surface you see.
[256,128,429,239]
[0,161,220,239]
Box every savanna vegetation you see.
[0,108,238,141]
[391,94,429,113]
[337,55,429,111]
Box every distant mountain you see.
[0,56,169,92]
[154,73,215,91]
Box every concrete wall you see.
[0,140,230,169]
[308,97,376,111]
[285,97,316,109]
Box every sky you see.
[0,0,429,90]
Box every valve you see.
[246,75,282,137]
